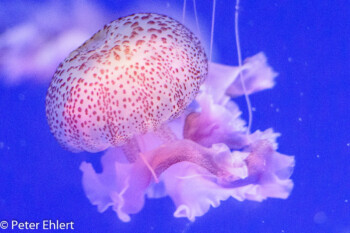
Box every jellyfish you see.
[46,5,294,222]
[46,13,208,160]
[0,1,110,85]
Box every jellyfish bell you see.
[45,13,208,154]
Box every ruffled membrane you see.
[80,53,294,221]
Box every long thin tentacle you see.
[192,0,201,37]
[182,0,187,23]
[235,0,253,134]
[209,0,216,62]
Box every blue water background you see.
[0,0,349,232]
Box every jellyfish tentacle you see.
[176,173,217,180]
[121,138,140,163]
[148,139,222,178]
[155,123,178,143]
[139,152,159,183]
[182,0,187,23]
[235,0,253,134]
[110,176,131,222]
[209,0,216,62]
[192,0,201,38]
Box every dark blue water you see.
[0,0,349,232]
